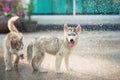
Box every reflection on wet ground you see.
[0,31,120,80]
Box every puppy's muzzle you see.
[69,39,75,48]
[20,54,24,59]
[18,50,24,60]
[70,39,74,43]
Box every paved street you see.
[0,31,120,80]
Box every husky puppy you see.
[3,16,24,71]
[27,24,81,73]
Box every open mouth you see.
[69,41,75,48]
[18,50,24,60]
[19,54,24,60]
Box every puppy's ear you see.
[76,25,81,33]
[64,24,68,32]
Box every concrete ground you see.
[0,31,120,80]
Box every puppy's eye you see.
[72,34,76,36]
[68,34,71,36]
[68,34,76,36]
[17,42,21,46]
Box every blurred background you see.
[0,0,120,32]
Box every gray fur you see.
[27,42,33,63]
[27,24,81,73]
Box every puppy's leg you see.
[32,55,38,71]
[64,54,71,71]
[4,51,12,71]
[13,54,19,67]
[56,52,64,73]
[38,53,47,72]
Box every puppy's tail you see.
[27,42,33,64]
[8,16,19,32]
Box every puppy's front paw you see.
[67,67,73,71]
[33,68,38,71]
[5,67,12,71]
[57,70,63,74]
[39,68,48,73]
[14,64,18,67]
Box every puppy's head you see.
[10,35,24,59]
[64,24,81,48]
[10,35,24,51]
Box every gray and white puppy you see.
[27,24,81,73]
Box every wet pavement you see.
[0,31,120,80]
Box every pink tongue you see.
[69,43,74,48]
[20,56,24,60]
[20,54,24,60]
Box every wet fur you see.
[3,16,24,71]
[27,24,81,73]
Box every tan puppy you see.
[3,16,24,71]
[27,24,81,73]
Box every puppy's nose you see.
[70,39,74,42]
[20,54,24,57]
[20,54,24,59]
